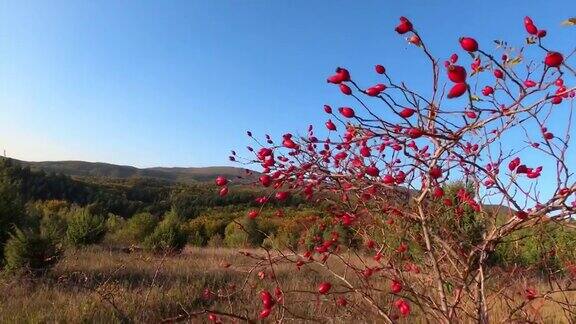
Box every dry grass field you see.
[0,247,344,323]
[0,246,573,323]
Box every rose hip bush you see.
[211,17,576,322]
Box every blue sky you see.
[0,0,574,168]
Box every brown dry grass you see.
[0,246,343,323]
[0,246,573,323]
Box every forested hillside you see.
[0,157,312,258]
[1,156,574,274]
[16,159,257,184]
[1,158,290,217]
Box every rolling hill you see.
[12,159,257,185]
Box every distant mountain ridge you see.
[12,159,256,184]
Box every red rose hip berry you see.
[459,37,478,52]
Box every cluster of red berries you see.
[257,290,281,319]
[445,44,472,99]
[551,78,575,104]
[523,17,564,69]
[215,176,229,197]
[211,15,574,321]
[508,157,542,179]
[524,16,547,38]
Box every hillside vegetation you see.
[16,159,257,184]
[0,157,575,322]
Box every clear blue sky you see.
[0,0,574,168]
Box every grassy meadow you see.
[1,246,573,323]
[0,246,346,323]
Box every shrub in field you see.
[3,228,62,275]
[186,219,208,246]
[105,213,125,233]
[25,200,71,243]
[261,233,277,250]
[0,181,25,260]
[40,212,68,243]
[66,207,106,247]
[256,217,278,236]
[209,16,576,323]
[144,211,187,253]
[223,221,248,248]
[28,200,71,219]
[224,218,264,248]
[490,223,576,272]
[118,212,158,244]
[40,199,71,214]
[203,217,228,239]
[273,218,303,249]
[102,214,126,245]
